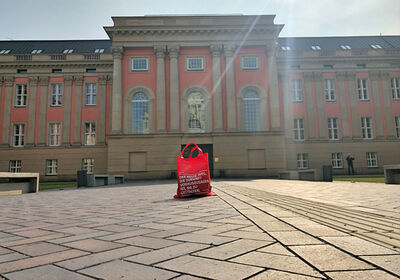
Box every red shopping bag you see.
[174,142,216,198]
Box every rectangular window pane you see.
[361,117,373,139]
[291,79,303,102]
[392,78,400,100]
[331,153,343,168]
[297,153,308,169]
[242,56,258,70]
[293,118,305,140]
[13,124,25,147]
[84,122,96,145]
[366,152,378,167]
[395,116,400,138]
[15,84,27,107]
[82,158,94,174]
[324,79,336,101]
[9,160,22,172]
[50,84,62,106]
[132,58,148,71]
[86,83,97,105]
[46,159,58,175]
[187,58,204,70]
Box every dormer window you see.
[63,49,74,54]
[311,46,321,50]
[340,45,351,50]
[94,49,104,53]
[281,46,291,51]
[370,44,382,49]
[31,49,43,54]
[0,49,11,54]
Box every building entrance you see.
[181,144,214,178]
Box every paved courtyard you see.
[0,179,399,279]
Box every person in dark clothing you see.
[346,154,355,175]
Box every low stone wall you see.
[0,172,39,195]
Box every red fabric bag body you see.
[174,142,215,198]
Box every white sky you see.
[0,0,399,40]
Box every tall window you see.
[13,124,25,147]
[331,153,343,168]
[366,152,378,167]
[84,122,96,145]
[324,79,336,101]
[392,77,400,100]
[15,84,28,107]
[361,117,373,139]
[291,79,303,102]
[243,90,260,132]
[293,118,305,140]
[9,160,22,173]
[327,117,339,140]
[132,92,149,134]
[395,116,400,138]
[46,159,58,175]
[50,84,63,106]
[357,78,369,100]
[82,158,94,174]
[188,92,205,133]
[86,83,97,105]
[48,123,61,146]
[297,153,308,169]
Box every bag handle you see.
[181,142,203,158]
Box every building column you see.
[266,43,281,130]
[63,75,73,145]
[370,71,383,139]
[98,75,108,144]
[280,74,292,139]
[111,46,123,134]
[313,72,325,139]
[210,44,223,131]
[304,72,315,139]
[37,77,49,146]
[224,45,237,131]
[154,45,166,132]
[168,45,180,132]
[381,72,394,138]
[73,76,83,145]
[27,76,38,146]
[347,72,360,139]
[337,71,350,140]
[1,77,13,146]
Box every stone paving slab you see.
[10,242,68,257]
[4,264,93,280]
[326,269,400,280]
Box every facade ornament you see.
[38,76,49,86]
[312,72,323,82]
[346,72,356,80]
[64,75,73,86]
[224,44,236,57]
[210,44,223,57]
[265,42,278,56]
[336,71,347,81]
[99,75,108,85]
[168,45,180,58]
[369,70,380,80]
[29,76,39,86]
[111,46,124,59]
[303,72,314,81]
[154,45,166,58]
[4,76,14,87]
[73,75,84,86]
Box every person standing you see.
[346,154,355,175]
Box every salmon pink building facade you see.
[0,15,399,180]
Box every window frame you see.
[395,116,400,139]
[46,159,58,175]
[293,118,305,141]
[12,123,25,147]
[48,122,62,146]
[243,90,261,132]
[361,117,373,139]
[9,160,22,173]
[130,56,150,72]
[327,117,339,140]
[366,152,378,168]
[185,56,205,72]
[297,153,308,169]
[291,79,303,102]
[391,77,400,100]
[85,83,97,106]
[82,158,94,174]
[84,122,96,145]
[331,153,343,169]
[187,91,206,133]
[131,92,150,134]
[50,83,63,107]
[240,55,260,71]
[357,78,369,101]
[324,79,336,101]
[14,84,28,107]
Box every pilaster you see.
[27,76,38,146]
[266,43,281,129]
[381,71,394,138]
[154,45,166,132]
[210,44,223,131]
[279,73,291,138]
[37,76,49,146]
[370,71,383,138]
[168,45,180,132]
[63,75,73,145]
[224,44,237,131]
[111,46,123,134]
[313,72,325,139]
[347,72,360,139]
[336,71,350,139]
[1,76,14,146]
[73,76,83,145]
[98,75,108,144]
[303,72,315,139]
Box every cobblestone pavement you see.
[0,179,399,279]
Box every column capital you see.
[210,44,223,57]
[99,75,108,85]
[224,44,236,57]
[380,71,390,79]
[265,42,278,56]
[303,72,314,82]
[336,71,347,81]
[39,76,49,86]
[29,76,38,86]
[4,76,14,87]
[64,75,73,86]
[167,45,180,58]
[369,70,381,80]
[74,75,84,86]
[313,72,323,82]
[346,72,356,80]
[154,45,166,59]
[0,76,3,86]
[111,46,124,59]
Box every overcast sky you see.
[0,0,399,40]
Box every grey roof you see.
[0,40,111,54]
[277,36,400,51]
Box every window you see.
[0,49,11,54]
[84,122,96,145]
[17,69,27,74]
[82,159,94,174]
[357,79,369,100]
[188,92,205,133]
[15,84,28,107]
[340,45,351,50]
[132,92,149,134]
[94,48,104,53]
[370,44,382,49]
[31,49,43,54]
[132,57,149,71]
[366,152,378,167]
[311,46,321,50]
[50,84,63,106]
[48,123,61,146]
[86,68,96,73]
[324,64,333,69]
[9,160,22,173]
[331,153,343,168]
[46,159,58,175]
[293,118,305,141]
[327,117,339,140]
[86,83,97,105]
[241,56,259,70]
[13,124,25,147]
[63,49,73,54]
[391,77,400,100]
[291,79,303,102]
[361,117,373,139]
[243,90,260,132]
[357,64,366,69]
[324,79,336,101]
[281,46,291,51]
[187,57,204,71]
[52,69,62,73]
[297,153,308,169]
[291,65,300,70]
[395,116,400,138]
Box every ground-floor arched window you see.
[243,90,260,131]
[132,92,149,134]
[188,92,205,133]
